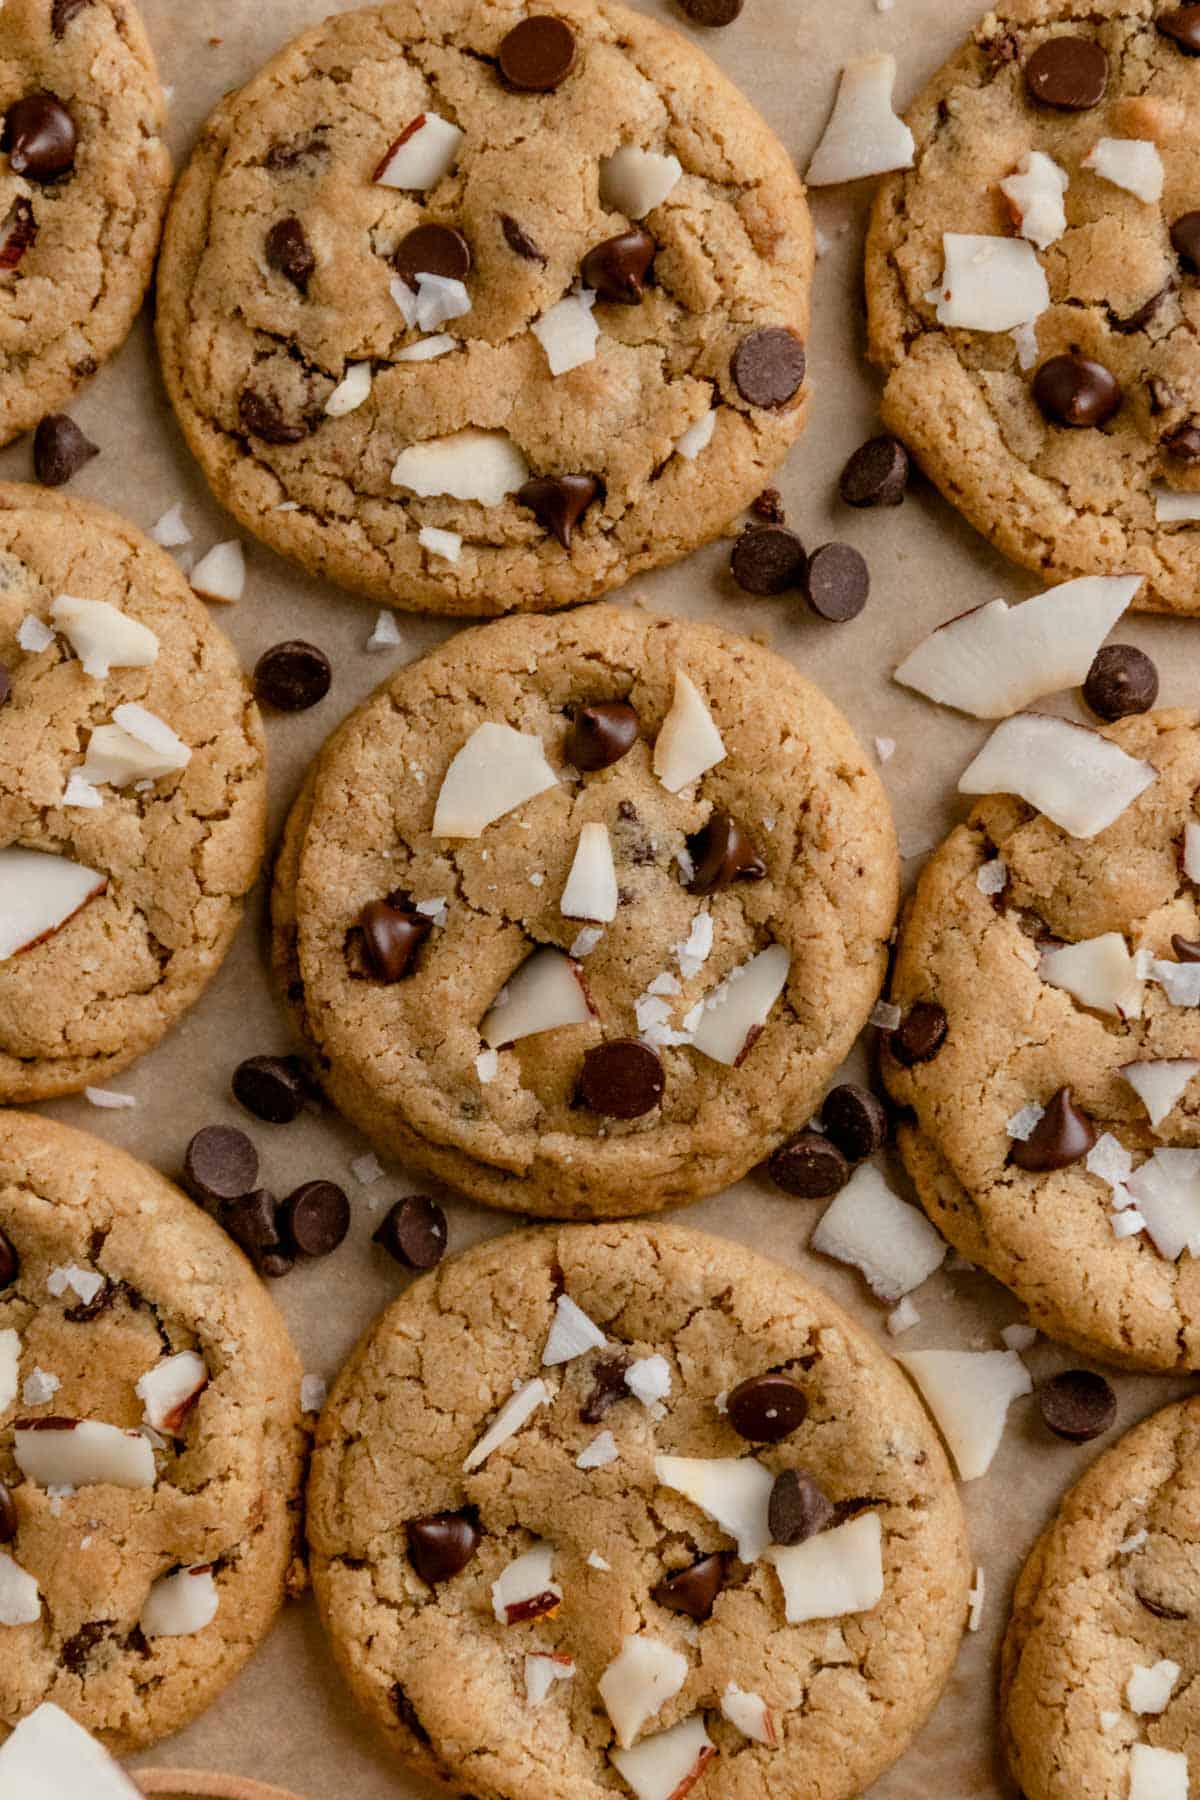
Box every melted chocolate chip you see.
[1159,6,1200,52]
[1024,36,1108,110]
[407,1511,481,1584]
[0,1482,15,1543]
[390,1684,432,1743]
[653,1553,725,1619]
[51,0,93,36]
[822,1084,889,1162]
[1164,425,1200,463]
[580,1354,631,1423]
[727,1372,808,1444]
[1082,645,1158,721]
[232,1054,308,1124]
[4,93,76,181]
[0,1227,17,1288]
[253,640,332,712]
[804,542,870,622]
[517,473,601,548]
[1033,353,1122,428]
[766,1131,850,1199]
[393,222,472,285]
[890,1001,948,1066]
[567,699,639,771]
[1171,210,1200,274]
[280,1181,350,1257]
[358,897,432,982]
[1009,1087,1097,1172]
[1172,934,1200,962]
[183,1125,259,1207]
[839,435,909,507]
[1108,283,1172,335]
[238,388,310,445]
[581,227,655,303]
[578,1039,665,1119]
[265,216,316,293]
[32,413,97,487]
[729,523,806,595]
[687,812,765,894]
[373,1195,448,1270]
[500,213,546,263]
[61,1620,110,1674]
[769,1469,833,1545]
[64,1279,121,1324]
[731,328,806,409]
[498,15,578,90]
[1038,1369,1116,1442]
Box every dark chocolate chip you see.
[1033,353,1122,428]
[581,227,655,303]
[804,542,870,622]
[822,1084,889,1162]
[731,327,806,409]
[4,93,76,181]
[0,1482,15,1543]
[517,473,601,549]
[567,700,639,771]
[32,414,97,487]
[1009,1087,1097,1172]
[390,1684,432,1744]
[0,196,37,270]
[890,1001,948,1066]
[232,1055,308,1124]
[578,1039,665,1119]
[1159,5,1200,52]
[653,1554,725,1619]
[1108,283,1173,335]
[253,640,332,712]
[1024,36,1108,109]
[1164,425,1200,464]
[500,213,547,263]
[0,664,10,709]
[222,1189,292,1277]
[51,0,93,35]
[751,487,785,523]
[1138,1591,1189,1621]
[839,435,909,507]
[1172,934,1200,962]
[0,1226,16,1288]
[238,388,310,445]
[730,523,806,595]
[281,1181,350,1257]
[678,0,743,22]
[768,1468,833,1545]
[264,129,330,172]
[407,1511,481,1584]
[265,216,316,293]
[358,897,432,982]
[183,1125,259,1207]
[1038,1369,1116,1442]
[1171,210,1200,274]
[766,1131,850,1199]
[580,1354,631,1423]
[61,1620,109,1674]
[64,1279,119,1323]
[498,15,578,90]
[393,222,472,285]
[687,812,766,895]
[373,1195,448,1270]
[1082,645,1159,721]
[726,1372,808,1444]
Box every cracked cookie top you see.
[866,0,1200,613]
[154,0,812,617]
[0,483,268,1102]
[307,1222,970,1800]
[0,1111,305,1752]
[271,603,898,1219]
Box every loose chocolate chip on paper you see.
[730,523,806,595]
[767,1131,850,1199]
[407,1511,481,1584]
[1038,1369,1117,1442]
[358,897,432,983]
[567,700,639,771]
[222,1189,293,1277]
[679,0,743,23]
[517,473,601,549]
[498,15,578,90]
[805,542,870,622]
[839,435,909,507]
[731,327,806,409]
[1159,5,1200,52]
[1033,353,1122,428]
[239,388,311,445]
[183,1125,259,1207]
[33,413,98,487]
[1171,210,1200,274]
[769,1468,833,1545]
[500,213,547,263]
[687,811,766,895]
[1024,36,1108,110]
[232,1054,308,1124]
[1009,1087,1096,1172]
[890,1001,948,1066]
[653,1554,725,1619]
[1082,645,1158,721]
[727,1372,808,1444]
[393,222,472,285]
[0,1482,15,1544]
[281,1181,350,1258]
[822,1083,889,1162]
[578,1039,665,1119]
[581,227,656,303]
[751,487,786,523]
[4,93,77,181]
[373,1195,448,1270]
[265,216,316,293]
[254,640,332,712]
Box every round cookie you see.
[155,0,812,617]
[0,1111,305,1752]
[866,1,1200,615]
[308,1222,971,1800]
[0,483,268,1102]
[883,708,1200,1370]
[0,0,171,445]
[272,603,898,1218]
[1002,1396,1200,1799]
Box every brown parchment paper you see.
[10,0,1200,1793]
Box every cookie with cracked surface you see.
[154,0,812,617]
[0,0,170,445]
[866,0,1200,615]
[271,603,897,1219]
[884,708,1200,1370]
[307,1222,971,1800]
[0,1111,305,1752]
[1002,1396,1200,1799]
[0,483,268,1102]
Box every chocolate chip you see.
[1159,5,1200,52]
[1137,1591,1189,1621]
[61,1619,110,1674]
[1010,1087,1097,1172]
[407,1511,481,1585]
[1172,934,1200,962]
[726,1372,808,1444]
[822,1084,889,1162]
[358,897,432,982]
[1082,645,1159,721]
[580,1354,631,1423]
[687,812,766,895]
[1024,36,1108,109]
[578,1039,665,1119]
[222,1189,292,1278]
[264,129,330,172]
[581,227,655,303]
[393,222,471,285]
[65,1279,119,1323]
[731,327,806,409]
[238,389,310,445]
[390,1684,431,1744]
[517,473,601,549]
[890,1001,948,1066]
[768,1469,833,1545]
[265,216,316,293]
[567,700,639,771]
[804,542,870,622]
[839,435,909,507]
[1033,353,1122,428]
[498,15,577,90]
[4,94,77,181]
[281,1181,350,1257]
[1164,425,1200,465]
[1108,283,1173,335]
[730,523,806,595]
[0,1227,17,1287]
[183,1125,259,1207]
[751,487,785,523]
[678,0,743,22]
[1171,210,1200,274]
[500,213,546,263]
[373,1195,448,1270]
[1038,1369,1116,1442]
[232,1055,308,1124]
[653,1554,725,1619]
[32,414,97,487]
[0,1482,15,1543]
[0,197,37,270]
[766,1131,850,1199]
[51,0,93,35]
[253,641,332,712]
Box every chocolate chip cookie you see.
[308,1223,971,1800]
[0,1111,305,1751]
[866,2,1200,614]
[271,604,897,1218]
[0,0,171,445]
[155,0,812,616]
[0,484,267,1102]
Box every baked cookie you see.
[883,707,1200,1370]
[272,604,897,1218]
[867,1,1200,615]
[1002,1395,1200,1800]
[308,1223,971,1800]
[155,0,812,617]
[0,0,170,445]
[0,484,268,1102]
[0,1111,305,1752]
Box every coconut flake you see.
[1083,138,1164,205]
[300,1374,327,1414]
[542,1294,607,1366]
[366,610,403,652]
[463,1378,549,1472]
[0,1552,41,1625]
[475,1048,499,1083]
[577,1430,618,1470]
[654,671,726,793]
[1007,1102,1045,1141]
[150,503,191,547]
[189,540,245,603]
[325,362,373,417]
[807,53,915,186]
[396,331,458,362]
[532,289,599,377]
[1127,1659,1180,1715]
[17,615,53,653]
[886,1297,921,1336]
[418,525,463,562]
[626,1355,672,1407]
[930,234,1050,332]
[999,151,1069,250]
[375,113,464,190]
[599,145,682,218]
[525,1653,575,1707]
[675,410,716,460]
[392,430,529,505]
[21,1367,60,1407]
[1155,486,1200,524]
[811,1163,946,1300]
